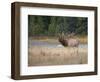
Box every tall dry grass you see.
[28,47,87,66]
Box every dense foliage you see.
[28,15,87,36]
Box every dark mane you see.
[58,34,68,46]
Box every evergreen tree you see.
[48,17,57,36]
[28,15,88,37]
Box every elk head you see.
[58,32,68,46]
[58,32,77,47]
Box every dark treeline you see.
[28,15,87,37]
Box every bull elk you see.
[58,33,79,47]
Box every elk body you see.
[58,33,79,47]
[67,39,79,47]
